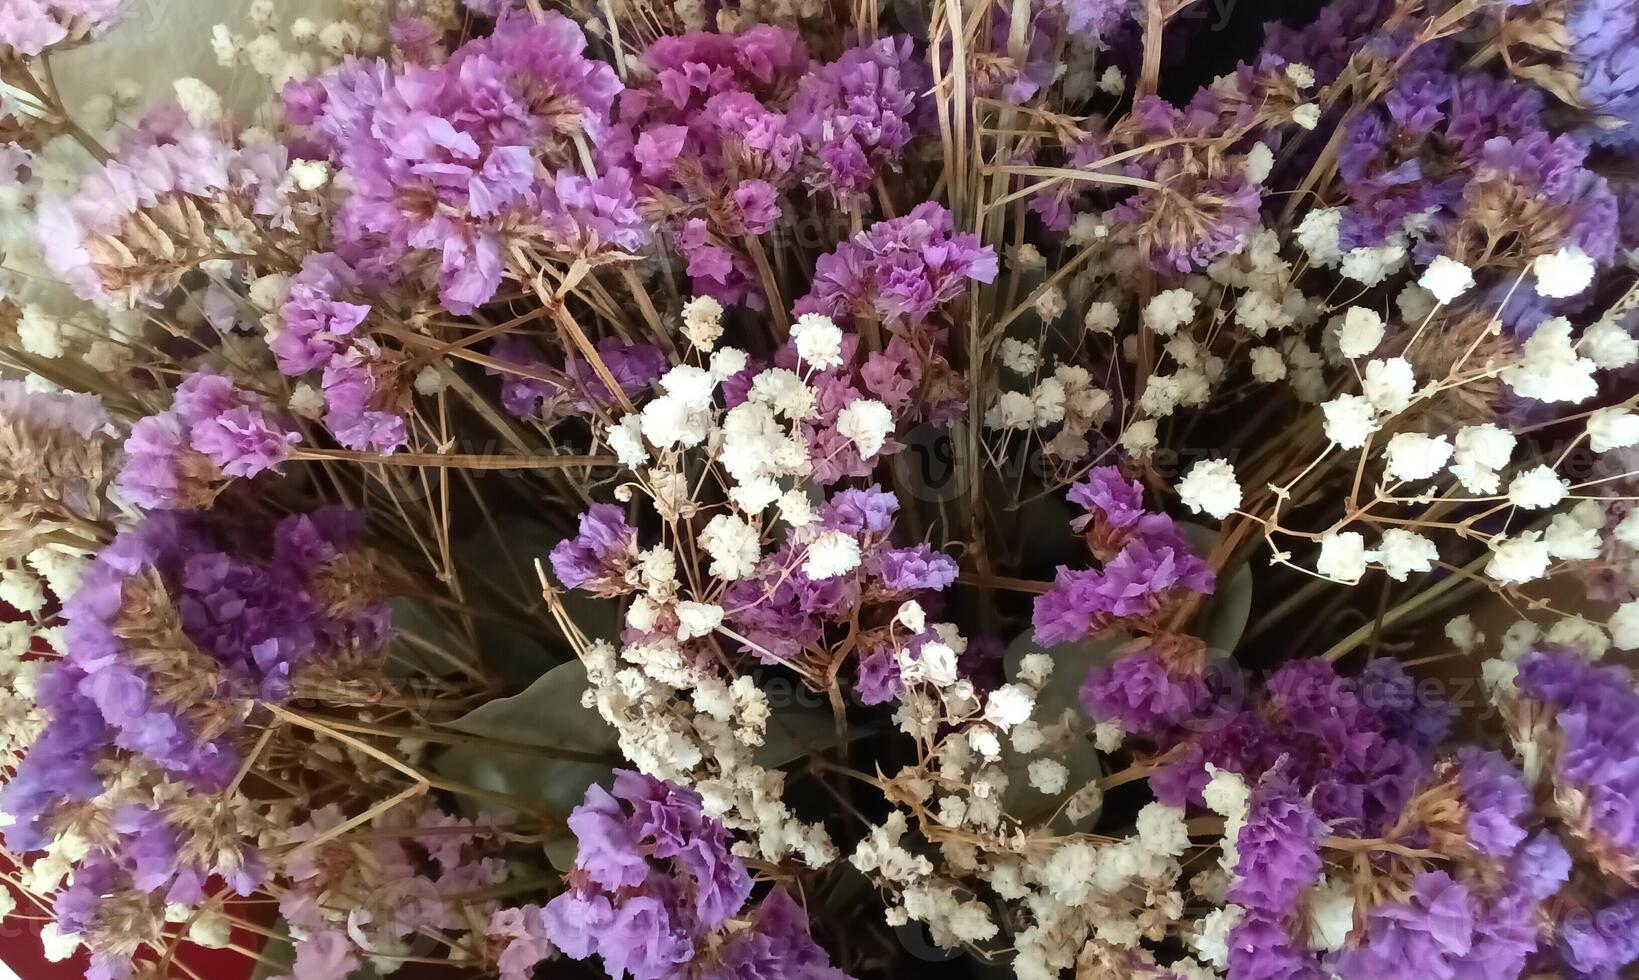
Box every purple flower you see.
[1517,650,1639,861]
[1229,774,1325,913]
[1080,650,1208,733]
[788,37,927,204]
[550,504,639,594]
[1334,871,1539,980]
[1226,909,1325,980]
[1559,894,1639,977]
[117,373,302,510]
[1067,467,1147,531]
[795,203,998,325]
[701,888,852,980]
[855,647,903,706]
[487,906,555,980]
[1453,748,1530,858]
[875,545,958,592]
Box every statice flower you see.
[1229,774,1325,911]
[0,0,123,60]
[788,37,928,205]
[545,772,847,978]
[550,504,640,595]
[1033,484,1214,646]
[1453,748,1531,859]
[286,10,624,311]
[1067,466,1148,532]
[618,27,809,306]
[488,335,666,420]
[1333,871,1539,980]
[1558,893,1639,977]
[1334,50,1619,272]
[1148,658,1444,837]
[1564,0,1639,147]
[0,508,387,974]
[0,380,114,525]
[1515,650,1639,869]
[795,203,998,326]
[117,372,301,510]
[1081,649,1209,733]
[722,486,956,666]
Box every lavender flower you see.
[545,772,847,979]
[550,504,640,595]
[795,203,998,325]
[789,37,927,204]
[117,373,301,510]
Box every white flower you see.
[1322,394,1378,449]
[172,78,223,128]
[1581,319,1638,369]
[1547,616,1609,659]
[1618,511,1639,549]
[1363,356,1415,413]
[1502,318,1597,404]
[984,684,1036,731]
[1384,432,1453,482]
[681,295,724,351]
[986,390,1036,430]
[1307,878,1356,952]
[699,514,761,580]
[1589,407,1639,453]
[1135,802,1191,858]
[1317,531,1375,582]
[1507,465,1568,510]
[40,923,80,962]
[749,367,817,420]
[803,530,861,579]
[1120,419,1159,457]
[1084,301,1120,334]
[675,601,724,641]
[1296,208,1343,266]
[792,313,845,369]
[412,364,448,396]
[1532,245,1596,298]
[1144,288,1198,336]
[1377,529,1438,581]
[17,306,64,359]
[1236,289,1293,336]
[1193,905,1245,968]
[1337,307,1385,358]
[1031,378,1067,425]
[1612,601,1639,650]
[1000,338,1040,374]
[1291,103,1321,129]
[1445,615,1482,652]
[1486,532,1551,584]
[1286,62,1317,87]
[1418,256,1475,303]
[896,600,926,633]
[1243,142,1274,183]
[708,347,748,380]
[1178,459,1242,520]
[606,415,648,468]
[837,399,893,458]
[1545,513,1602,560]
[1018,653,1054,687]
[1450,424,1517,494]
[1028,759,1069,794]
[289,383,325,419]
[1250,346,1286,382]
[778,489,814,528]
[287,160,330,191]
